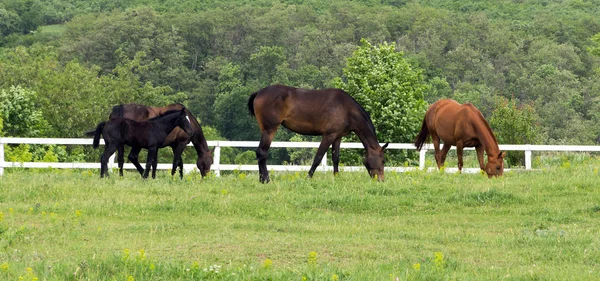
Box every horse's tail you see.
[89,122,106,149]
[414,118,430,151]
[109,104,124,118]
[247,91,258,116]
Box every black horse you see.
[106,103,213,178]
[88,108,194,179]
[247,84,388,183]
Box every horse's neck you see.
[184,110,210,155]
[353,123,380,151]
[154,114,181,134]
[190,127,210,155]
[469,113,499,157]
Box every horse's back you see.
[254,85,357,115]
[426,98,489,145]
[110,103,153,121]
[426,99,461,126]
[252,85,360,134]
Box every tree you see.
[589,32,600,73]
[333,39,428,164]
[212,63,258,141]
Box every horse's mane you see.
[341,90,377,136]
[464,103,498,144]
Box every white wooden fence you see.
[1,137,599,176]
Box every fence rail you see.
[1,137,599,176]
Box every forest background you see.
[1,0,600,167]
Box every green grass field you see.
[1,157,599,280]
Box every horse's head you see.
[177,109,195,137]
[485,151,506,178]
[197,148,214,177]
[364,143,389,181]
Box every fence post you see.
[419,149,427,170]
[525,145,532,170]
[0,138,4,176]
[213,142,221,177]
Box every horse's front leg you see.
[256,129,277,183]
[308,135,336,178]
[475,145,485,171]
[151,149,159,179]
[117,145,125,177]
[331,137,342,175]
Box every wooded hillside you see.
[2,0,600,165]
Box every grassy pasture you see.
[0,157,599,280]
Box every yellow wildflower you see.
[263,258,272,269]
[307,251,317,265]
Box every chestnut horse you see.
[414,99,505,178]
[108,103,213,178]
[248,84,388,183]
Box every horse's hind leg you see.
[439,143,451,169]
[456,141,464,173]
[171,144,186,179]
[128,146,144,176]
[431,135,442,168]
[100,144,118,178]
[256,129,277,183]
[308,134,337,178]
[331,137,342,175]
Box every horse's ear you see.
[499,151,506,158]
[382,142,389,150]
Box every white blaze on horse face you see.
[186,115,191,123]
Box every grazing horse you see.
[108,103,213,178]
[414,98,505,178]
[89,108,194,179]
[247,84,389,183]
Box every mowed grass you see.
[0,159,599,280]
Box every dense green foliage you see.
[2,0,600,164]
[1,159,599,280]
[490,97,541,166]
[334,39,427,163]
[0,86,49,137]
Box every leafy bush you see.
[333,39,428,165]
[0,85,50,137]
[490,97,541,166]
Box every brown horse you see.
[248,84,388,183]
[414,99,505,178]
[89,109,194,179]
[107,103,213,178]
